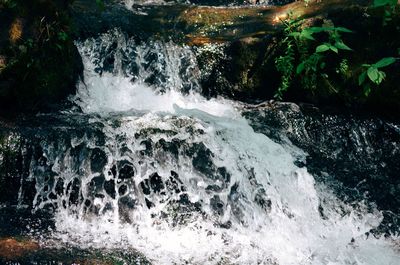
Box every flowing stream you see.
[1,2,400,265]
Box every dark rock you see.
[90,148,107,173]
[189,142,215,177]
[118,196,136,223]
[117,160,135,180]
[244,102,400,234]
[210,195,224,216]
[149,172,164,194]
[104,179,116,199]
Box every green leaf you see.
[373,57,396,68]
[296,62,306,74]
[373,0,397,7]
[358,71,367,86]
[329,45,339,53]
[367,67,379,83]
[335,27,353,33]
[334,41,352,51]
[58,32,69,42]
[316,44,330,53]
[288,32,301,38]
[300,30,316,40]
[367,67,386,84]
[364,85,372,97]
[306,27,327,33]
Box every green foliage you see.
[274,17,299,99]
[1,0,18,9]
[274,16,353,99]
[358,57,397,96]
[372,0,399,25]
[373,0,398,8]
[336,59,349,78]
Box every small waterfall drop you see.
[17,30,399,264]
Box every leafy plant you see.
[274,16,353,99]
[371,0,399,25]
[358,57,397,96]
[336,59,349,78]
[274,16,299,99]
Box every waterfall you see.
[17,30,398,264]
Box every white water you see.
[33,31,400,264]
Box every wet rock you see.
[165,171,184,194]
[254,188,272,213]
[0,238,39,260]
[149,172,165,194]
[210,195,224,216]
[90,148,107,173]
[0,132,23,206]
[88,175,106,196]
[118,184,128,196]
[118,196,136,223]
[104,179,116,199]
[189,142,215,176]
[67,178,81,207]
[117,160,135,180]
[244,102,400,234]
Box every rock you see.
[243,102,400,234]
[0,238,39,260]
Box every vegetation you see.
[275,16,353,99]
[272,0,400,116]
[0,0,82,114]
[359,57,397,96]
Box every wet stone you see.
[55,178,64,196]
[109,164,117,178]
[145,198,154,209]
[206,184,223,192]
[254,189,272,213]
[104,179,116,199]
[90,148,107,173]
[117,160,135,180]
[69,144,90,174]
[102,202,114,214]
[140,139,153,156]
[88,175,105,195]
[149,172,164,194]
[118,196,136,223]
[210,195,224,216]
[67,178,81,206]
[190,143,215,177]
[48,192,57,200]
[155,138,180,159]
[166,176,182,194]
[217,167,231,183]
[118,184,128,196]
[140,179,151,195]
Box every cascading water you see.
[11,29,397,264]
